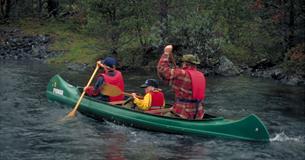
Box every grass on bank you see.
[14,18,106,65]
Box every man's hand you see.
[84,86,88,91]
[164,45,173,54]
[97,60,102,66]
[97,60,105,68]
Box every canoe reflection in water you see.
[103,133,126,160]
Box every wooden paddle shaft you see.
[68,64,100,116]
[169,52,177,68]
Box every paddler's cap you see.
[102,57,117,68]
[181,54,200,65]
[140,79,158,88]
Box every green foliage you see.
[48,34,104,64]
[222,43,252,65]
[167,11,224,66]
[83,0,159,66]
[281,61,305,75]
[221,17,283,65]
[83,0,143,55]
[281,43,305,75]
[4,0,304,72]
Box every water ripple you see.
[1,61,305,160]
[270,132,305,143]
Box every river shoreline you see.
[0,27,304,86]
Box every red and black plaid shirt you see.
[157,53,204,119]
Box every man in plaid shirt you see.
[157,45,206,119]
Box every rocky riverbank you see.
[249,67,305,86]
[207,56,304,86]
[0,27,59,61]
[0,27,304,86]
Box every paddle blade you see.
[101,83,122,96]
[59,108,77,122]
[58,111,76,123]
[67,110,77,117]
[63,64,100,120]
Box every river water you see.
[0,60,304,160]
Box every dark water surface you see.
[0,61,304,160]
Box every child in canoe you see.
[130,79,165,115]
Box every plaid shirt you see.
[157,53,204,119]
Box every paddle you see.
[65,64,100,119]
[106,92,142,106]
[101,83,122,97]
[123,89,162,99]
[169,49,177,68]
[123,92,143,99]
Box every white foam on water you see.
[270,132,304,142]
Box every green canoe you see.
[46,75,270,142]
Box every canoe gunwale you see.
[75,86,224,121]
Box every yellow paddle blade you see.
[101,83,122,96]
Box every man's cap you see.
[181,54,200,65]
[102,57,117,68]
[140,79,159,88]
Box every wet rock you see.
[280,75,305,86]
[238,64,251,74]
[200,68,215,76]
[215,56,240,76]
[251,58,275,71]
[249,66,305,86]
[271,68,286,80]
[67,63,89,71]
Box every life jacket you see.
[185,69,206,100]
[102,70,124,102]
[148,91,165,115]
[177,69,205,119]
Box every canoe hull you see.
[47,75,270,142]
